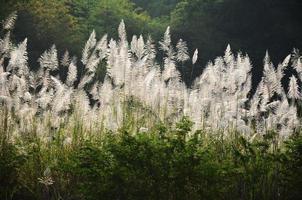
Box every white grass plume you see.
[0,14,301,139]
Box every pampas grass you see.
[0,13,301,143]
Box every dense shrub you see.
[0,118,301,200]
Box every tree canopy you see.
[171,0,302,77]
[1,0,301,83]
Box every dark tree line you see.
[171,0,302,83]
[0,0,301,84]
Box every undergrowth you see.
[0,117,302,200]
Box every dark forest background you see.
[1,0,302,85]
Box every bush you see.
[1,118,301,200]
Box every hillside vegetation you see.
[0,12,302,199]
[1,0,301,84]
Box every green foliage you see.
[281,133,302,200]
[0,142,27,199]
[1,119,302,199]
[2,0,301,85]
[0,0,165,72]
[170,0,302,83]
[132,0,179,17]
[88,0,153,40]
